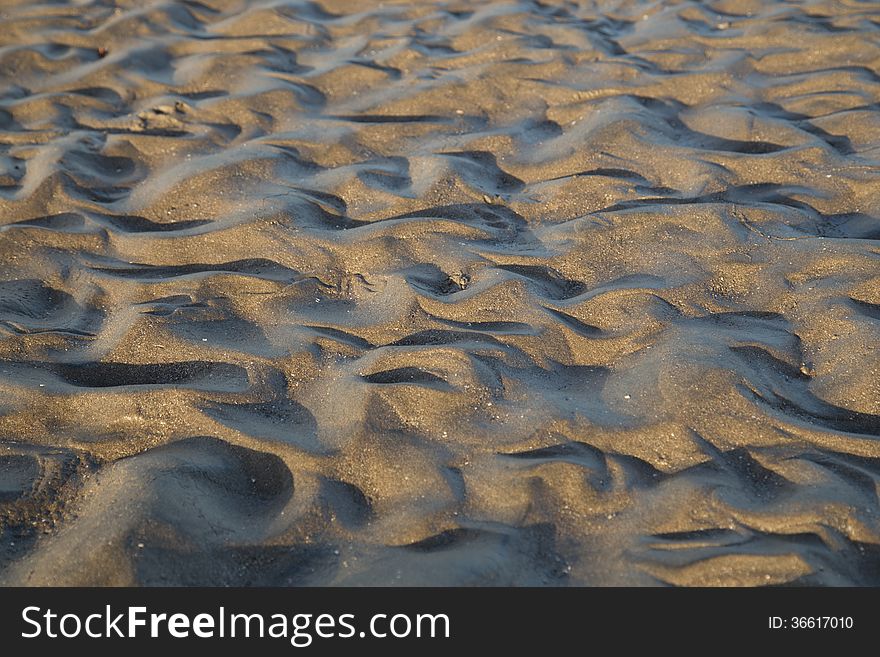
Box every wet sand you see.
[1,0,879,585]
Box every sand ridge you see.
[0,0,879,585]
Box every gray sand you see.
[1,0,879,585]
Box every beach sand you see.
[1,0,879,585]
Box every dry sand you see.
[0,0,879,586]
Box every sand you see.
[0,0,879,586]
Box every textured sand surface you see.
[1,0,880,586]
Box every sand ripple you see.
[1,0,879,585]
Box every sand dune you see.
[1,0,880,585]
